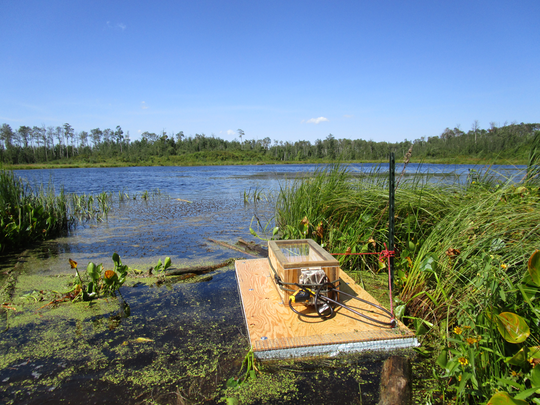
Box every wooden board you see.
[235,258,417,359]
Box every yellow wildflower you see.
[458,357,468,366]
[501,264,508,269]
[454,326,463,335]
[457,375,462,382]
[466,336,480,345]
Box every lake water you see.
[8,162,525,271]
[0,163,526,404]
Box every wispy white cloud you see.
[305,117,329,124]
[343,114,353,118]
[141,101,148,110]
[226,129,235,136]
[106,21,127,31]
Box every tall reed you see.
[275,164,455,271]
[274,164,540,402]
[0,170,113,253]
[0,169,70,252]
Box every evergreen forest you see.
[1,121,539,167]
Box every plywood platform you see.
[235,258,418,359]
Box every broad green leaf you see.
[225,378,238,388]
[87,262,100,283]
[112,252,120,266]
[420,255,436,273]
[487,392,528,405]
[520,283,540,301]
[529,250,540,287]
[458,372,471,394]
[413,346,431,357]
[272,227,279,236]
[531,364,540,389]
[496,312,530,343]
[529,346,540,361]
[515,386,540,400]
[507,347,529,368]
[498,378,524,390]
[164,257,172,270]
[82,290,91,301]
[394,304,406,320]
[436,349,448,368]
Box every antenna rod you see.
[388,152,395,287]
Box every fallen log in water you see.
[207,238,258,257]
[164,258,237,276]
[237,238,268,257]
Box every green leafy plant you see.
[153,256,172,273]
[223,349,257,404]
[72,252,129,301]
[436,250,540,403]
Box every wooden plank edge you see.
[252,328,415,351]
[253,337,419,360]
[235,260,254,348]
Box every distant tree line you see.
[1,122,539,165]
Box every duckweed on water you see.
[0,265,250,405]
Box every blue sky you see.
[1,1,539,144]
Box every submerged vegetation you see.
[0,168,167,254]
[266,160,540,403]
[0,168,111,253]
[0,169,71,253]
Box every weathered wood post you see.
[378,356,412,405]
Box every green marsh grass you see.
[273,164,540,403]
[243,187,272,205]
[0,169,71,253]
[0,170,118,253]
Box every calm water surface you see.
[11,162,525,270]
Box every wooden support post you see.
[378,356,412,405]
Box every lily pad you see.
[528,250,540,287]
[507,347,529,368]
[487,392,528,405]
[496,312,530,344]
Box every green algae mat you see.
[1,259,421,405]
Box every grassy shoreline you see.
[271,164,540,403]
[2,156,528,170]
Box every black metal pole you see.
[388,153,395,288]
